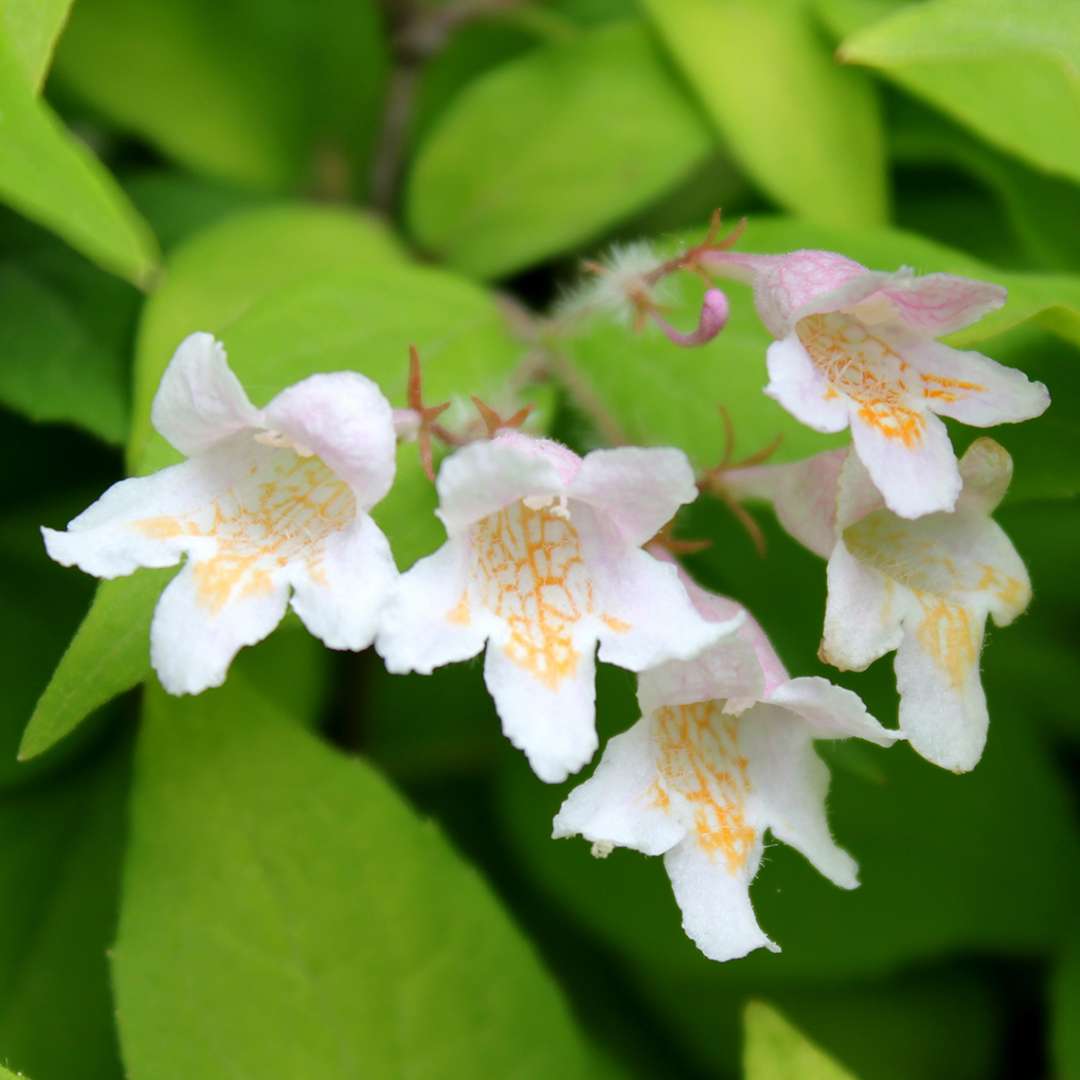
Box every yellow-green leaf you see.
[743,1001,858,1080]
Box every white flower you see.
[43,332,398,694]
[375,432,738,783]
[553,569,898,962]
[727,437,1031,771]
[705,247,1049,518]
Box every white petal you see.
[262,372,397,509]
[553,718,684,856]
[740,704,859,889]
[768,676,898,746]
[834,447,885,531]
[895,610,988,772]
[436,436,567,536]
[568,446,697,546]
[909,341,1050,427]
[957,437,1013,515]
[287,515,397,651]
[484,640,598,783]
[151,333,259,456]
[150,560,290,694]
[874,272,1006,337]
[850,405,962,518]
[637,633,762,717]
[663,837,777,962]
[821,540,905,671]
[764,336,851,434]
[375,538,488,674]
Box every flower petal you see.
[768,676,897,746]
[663,836,777,961]
[821,540,906,671]
[956,437,1013,515]
[569,446,698,546]
[741,704,858,889]
[909,341,1050,427]
[375,539,488,675]
[875,273,1006,337]
[436,436,569,536]
[765,336,850,434]
[151,333,259,457]
[484,640,597,783]
[150,560,290,694]
[552,718,684,856]
[287,515,396,651]
[849,405,962,518]
[262,372,397,509]
[895,610,988,772]
[637,633,762,717]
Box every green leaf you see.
[406,20,714,278]
[743,1001,858,1080]
[112,672,590,1079]
[0,35,158,285]
[643,0,887,228]
[53,0,388,194]
[0,0,73,89]
[838,0,1080,184]
[1053,920,1080,1080]
[0,263,127,443]
[0,732,130,1080]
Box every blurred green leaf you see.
[0,35,157,285]
[744,1001,858,1079]
[112,671,590,1079]
[131,203,405,466]
[838,0,1080,184]
[0,0,72,89]
[0,263,127,443]
[643,0,887,228]
[0,733,130,1080]
[406,20,713,278]
[53,0,388,195]
[1053,920,1080,1080]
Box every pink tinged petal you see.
[767,676,898,747]
[663,837,777,962]
[739,704,858,890]
[834,448,885,531]
[262,372,397,509]
[569,446,698,547]
[375,539,487,675]
[821,540,906,672]
[765,337,850,435]
[652,288,730,347]
[725,450,847,560]
[435,435,570,536]
[907,341,1050,428]
[956,437,1013,515]
[849,405,962,518]
[484,641,598,783]
[151,333,260,457]
[150,560,290,695]
[895,610,988,773]
[552,718,685,856]
[875,273,1006,337]
[638,634,762,717]
[286,515,397,652]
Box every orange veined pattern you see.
[653,701,755,872]
[467,500,595,690]
[136,452,355,613]
[911,593,979,689]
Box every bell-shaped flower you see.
[704,247,1049,519]
[43,332,398,695]
[553,569,897,962]
[727,437,1031,771]
[375,432,738,783]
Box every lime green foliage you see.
[0,0,72,90]
[53,0,388,195]
[839,0,1080,184]
[0,36,157,285]
[644,0,887,228]
[112,672,590,1079]
[744,1001,858,1080]
[406,20,713,278]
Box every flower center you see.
[652,701,754,871]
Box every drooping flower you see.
[43,332,398,694]
[703,247,1049,519]
[553,567,897,962]
[375,432,738,783]
[727,437,1031,771]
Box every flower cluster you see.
[43,228,1048,963]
